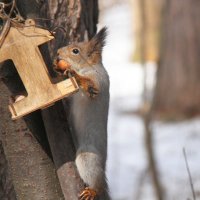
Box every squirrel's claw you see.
[88,86,99,98]
[79,187,97,200]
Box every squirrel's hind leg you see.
[76,152,109,199]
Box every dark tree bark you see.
[0,0,99,199]
[0,141,16,200]
[0,76,64,200]
[153,0,200,119]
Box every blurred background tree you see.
[130,0,164,105]
[153,0,200,119]
[131,0,164,62]
[133,0,200,119]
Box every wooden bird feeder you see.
[0,19,79,120]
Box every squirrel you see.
[54,27,110,200]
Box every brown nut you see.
[57,60,71,71]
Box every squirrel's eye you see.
[72,48,79,54]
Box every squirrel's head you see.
[54,27,107,74]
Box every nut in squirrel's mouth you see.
[53,58,71,75]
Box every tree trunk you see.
[153,0,200,119]
[0,141,16,200]
[0,0,99,199]
[0,79,64,200]
[131,0,163,62]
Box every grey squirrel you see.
[54,27,110,200]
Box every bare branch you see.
[183,148,196,200]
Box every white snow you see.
[99,2,200,200]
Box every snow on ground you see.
[99,2,200,200]
[154,119,200,200]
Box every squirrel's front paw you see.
[79,187,97,200]
[87,86,99,98]
[69,70,99,98]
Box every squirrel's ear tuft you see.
[89,27,108,54]
[94,27,108,48]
